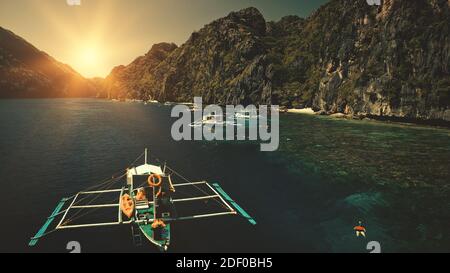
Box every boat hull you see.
[138,222,171,251]
[135,204,171,251]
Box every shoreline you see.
[1,97,449,130]
[285,107,450,130]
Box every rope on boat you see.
[70,172,126,204]
[30,172,128,242]
[61,195,120,227]
[148,153,230,211]
[61,173,127,226]
[164,165,229,211]
[128,151,145,168]
[64,151,144,202]
[56,152,144,226]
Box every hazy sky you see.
[0,0,329,78]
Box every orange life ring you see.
[148,174,162,187]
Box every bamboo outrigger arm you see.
[210,183,257,225]
[29,198,69,246]
[29,187,127,246]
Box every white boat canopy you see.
[127,164,164,177]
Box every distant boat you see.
[144,100,159,105]
[179,102,194,106]
[126,99,143,103]
[189,113,240,127]
[29,149,256,252]
[189,104,202,112]
[234,110,262,120]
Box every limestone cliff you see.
[104,1,450,122]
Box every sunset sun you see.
[74,45,103,77]
[80,47,98,65]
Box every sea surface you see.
[0,98,448,253]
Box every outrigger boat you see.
[189,113,242,128]
[29,149,256,251]
[234,110,263,120]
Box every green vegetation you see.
[100,1,449,121]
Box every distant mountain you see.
[104,0,449,122]
[0,27,97,98]
[104,42,178,99]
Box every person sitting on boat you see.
[156,175,175,198]
[354,221,366,237]
[136,188,147,201]
[151,219,166,229]
[152,219,167,241]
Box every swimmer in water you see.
[354,221,366,237]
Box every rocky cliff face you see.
[302,0,450,121]
[104,42,178,99]
[152,7,272,105]
[105,0,450,122]
[0,27,97,98]
[105,8,273,104]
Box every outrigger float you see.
[29,149,256,251]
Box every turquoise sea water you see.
[270,114,450,252]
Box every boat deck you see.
[136,204,170,249]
